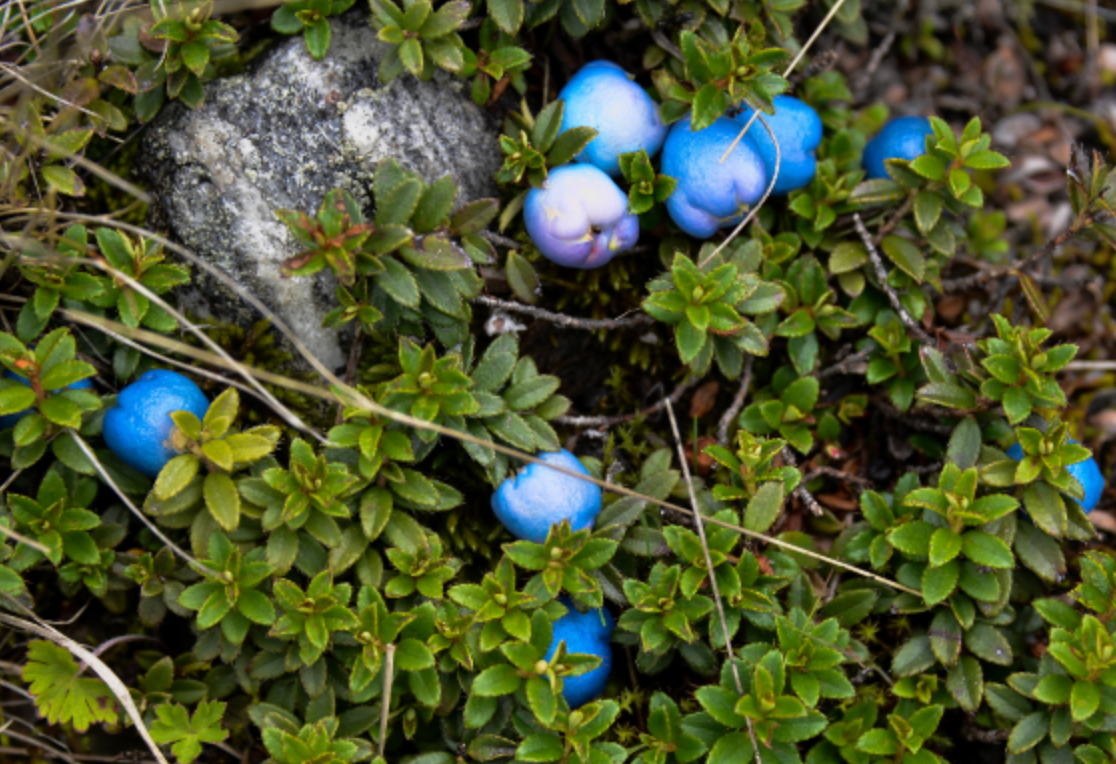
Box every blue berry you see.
[661,115,767,239]
[1006,439,1104,513]
[557,61,668,178]
[102,370,209,478]
[546,599,614,708]
[491,449,602,543]
[862,116,934,180]
[733,96,823,195]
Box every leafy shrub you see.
[3,2,1116,764]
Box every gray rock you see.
[137,10,502,372]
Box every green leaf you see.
[961,531,1013,569]
[155,454,200,501]
[892,636,935,677]
[1007,711,1048,754]
[917,382,977,410]
[743,481,784,533]
[487,0,524,34]
[914,190,943,234]
[22,641,118,732]
[204,472,241,532]
[304,17,332,60]
[946,655,983,712]
[965,150,1011,170]
[909,154,946,181]
[691,84,727,132]
[516,733,564,763]
[506,250,539,305]
[828,242,867,274]
[533,100,564,153]
[928,528,962,567]
[547,126,599,167]
[40,395,83,428]
[880,235,925,282]
[398,38,424,76]
[888,520,934,557]
[964,622,1012,666]
[412,175,458,233]
[1070,680,1100,722]
[921,559,958,606]
[0,385,36,416]
[41,165,85,197]
[376,257,421,308]
[1023,482,1067,538]
[150,701,229,764]
[676,320,707,365]
[946,417,981,470]
[472,664,521,696]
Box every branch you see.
[717,356,754,446]
[474,296,654,331]
[803,465,874,487]
[478,230,520,250]
[781,448,824,516]
[554,375,701,428]
[853,214,936,348]
[817,345,874,380]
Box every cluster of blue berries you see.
[525,59,951,263]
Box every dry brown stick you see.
[474,296,654,331]
[717,355,754,446]
[853,214,936,349]
[817,345,874,380]
[377,644,396,758]
[554,375,701,428]
[803,465,873,487]
[781,448,824,517]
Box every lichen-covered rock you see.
[137,10,501,371]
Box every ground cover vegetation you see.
[2,1,1116,763]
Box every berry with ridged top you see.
[524,165,639,269]
[660,115,767,239]
[734,95,823,195]
[557,60,668,178]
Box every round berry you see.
[661,115,767,239]
[862,116,934,180]
[491,449,602,543]
[546,599,614,708]
[557,61,668,178]
[102,370,210,478]
[733,96,823,195]
[524,164,639,269]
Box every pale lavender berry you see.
[524,164,639,269]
